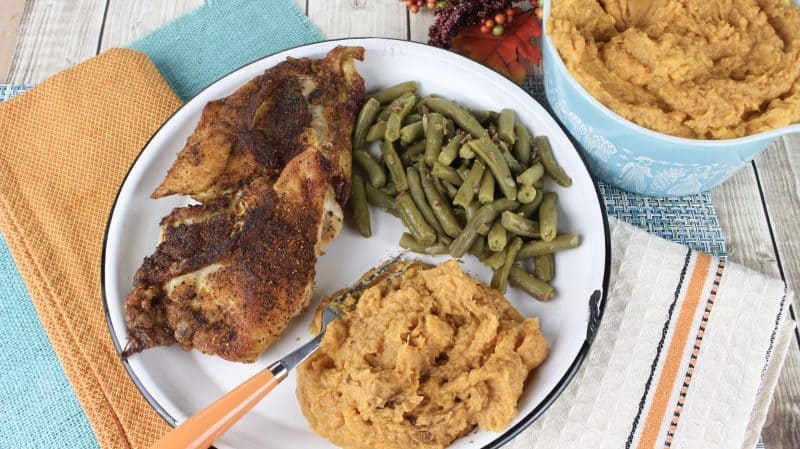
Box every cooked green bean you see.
[380,140,408,192]
[353,150,386,188]
[539,191,558,242]
[468,136,517,200]
[533,178,544,189]
[517,162,544,186]
[491,237,522,294]
[385,93,417,143]
[400,121,424,146]
[459,140,476,159]
[478,171,495,204]
[377,106,391,122]
[534,136,572,187]
[400,140,426,165]
[517,184,537,204]
[403,113,422,126]
[453,207,467,224]
[453,159,485,208]
[369,81,419,105]
[445,118,455,139]
[399,232,449,255]
[419,164,462,238]
[406,166,446,237]
[484,250,507,270]
[424,113,446,166]
[448,198,519,258]
[513,122,532,164]
[517,190,543,217]
[456,164,470,181]
[425,97,487,138]
[432,162,463,186]
[438,133,465,166]
[499,141,524,175]
[381,182,398,196]
[365,122,386,143]
[497,108,516,144]
[350,173,371,237]
[442,181,459,199]
[515,233,581,259]
[469,236,491,261]
[365,182,398,216]
[509,266,554,301]
[534,253,554,282]
[439,235,453,245]
[464,201,480,222]
[487,221,508,252]
[353,98,381,152]
[500,210,541,238]
[470,108,500,125]
[396,192,436,245]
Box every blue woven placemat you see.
[0,2,726,448]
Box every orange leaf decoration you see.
[451,10,542,84]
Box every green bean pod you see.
[509,266,555,301]
[534,136,573,187]
[385,93,417,143]
[539,191,558,242]
[497,108,516,144]
[400,140,426,166]
[484,250,507,270]
[432,162,464,186]
[396,192,436,245]
[453,159,485,208]
[369,81,419,104]
[442,181,459,200]
[514,123,532,165]
[350,173,371,237]
[456,164,470,181]
[468,136,517,200]
[400,121,424,146]
[399,233,449,255]
[515,233,581,259]
[499,141,524,175]
[365,122,386,143]
[469,236,491,261]
[448,198,519,258]
[425,97,487,138]
[459,140,476,159]
[438,133,465,166]
[517,190,543,217]
[478,171,495,204]
[353,150,387,188]
[406,167,446,237]
[365,182,398,216]
[419,164,463,238]
[517,163,545,186]
[470,108,501,125]
[500,210,541,238]
[534,253,555,282]
[424,113,446,166]
[491,237,523,294]
[381,182,398,196]
[403,113,422,126]
[487,221,508,252]
[353,98,381,152]
[517,185,538,204]
[380,140,408,192]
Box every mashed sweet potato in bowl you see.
[540,0,800,195]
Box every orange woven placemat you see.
[0,48,181,449]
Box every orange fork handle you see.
[150,367,282,449]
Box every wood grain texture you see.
[763,339,800,449]
[408,9,435,43]
[0,0,26,80]
[5,0,107,84]
[308,0,407,39]
[99,0,203,50]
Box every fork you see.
[151,250,408,449]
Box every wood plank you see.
[5,0,107,84]
[763,338,800,449]
[408,9,436,43]
[754,136,800,312]
[307,0,407,39]
[99,0,203,50]
[0,0,27,81]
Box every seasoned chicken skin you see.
[123,46,365,362]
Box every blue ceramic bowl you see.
[541,0,800,196]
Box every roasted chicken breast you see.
[123,46,365,362]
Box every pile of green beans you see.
[349,81,580,301]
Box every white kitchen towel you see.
[509,217,795,449]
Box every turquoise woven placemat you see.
[0,1,726,447]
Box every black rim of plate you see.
[100,37,612,449]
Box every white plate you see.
[102,38,610,449]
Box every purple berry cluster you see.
[428,0,514,48]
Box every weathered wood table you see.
[1,1,797,447]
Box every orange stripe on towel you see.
[636,253,713,449]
